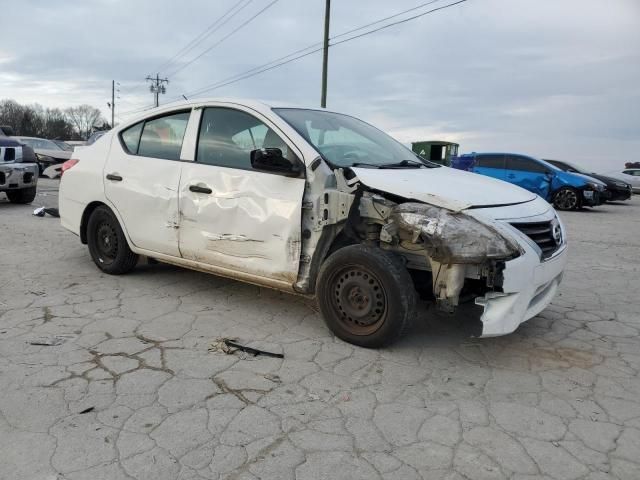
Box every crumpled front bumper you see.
[476,243,568,337]
[0,162,39,191]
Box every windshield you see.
[19,138,63,150]
[274,108,439,169]
[53,140,73,151]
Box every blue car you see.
[452,152,605,210]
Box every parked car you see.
[86,131,107,145]
[606,168,640,194]
[59,99,568,347]
[546,159,632,202]
[13,136,73,175]
[0,133,39,204]
[453,153,606,210]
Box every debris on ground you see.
[28,335,72,346]
[78,407,95,414]
[32,207,60,217]
[208,338,284,359]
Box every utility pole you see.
[320,0,331,108]
[146,74,169,107]
[107,80,116,128]
[110,80,115,127]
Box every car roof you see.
[119,97,344,126]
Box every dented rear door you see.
[178,106,306,285]
[104,109,191,257]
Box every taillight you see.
[61,159,79,176]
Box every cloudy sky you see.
[2,0,638,171]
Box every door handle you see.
[189,184,212,194]
[106,173,123,181]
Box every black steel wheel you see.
[316,245,417,348]
[87,206,138,274]
[553,187,580,211]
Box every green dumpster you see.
[412,141,459,166]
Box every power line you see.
[332,0,468,47]
[179,0,467,99]
[179,0,446,98]
[155,0,252,74]
[118,104,156,116]
[164,0,280,78]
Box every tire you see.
[6,187,36,204]
[86,206,138,274]
[553,187,581,211]
[316,244,417,348]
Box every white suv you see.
[59,99,568,347]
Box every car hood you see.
[351,165,537,210]
[589,173,628,187]
[33,148,72,160]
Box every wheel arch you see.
[80,201,134,247]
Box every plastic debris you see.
[208,337,284,359]
[28,335,72,346]
[32,207,60,218]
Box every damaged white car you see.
[59,100,567,347]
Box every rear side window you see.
[507,155,548,173]
[121,122,143,153]
[476,154,505,169]
[138,112,190,160]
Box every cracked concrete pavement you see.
[1,179,639,480]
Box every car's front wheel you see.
[316,244,417,348]
[87,206,138,274]
[553,187,581,211]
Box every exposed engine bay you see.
[295,166,523,316]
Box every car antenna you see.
[182,95,188,101]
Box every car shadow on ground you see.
[132,259,485,349]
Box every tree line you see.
[0,99,110,140]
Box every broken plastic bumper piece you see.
[476,242,568,337]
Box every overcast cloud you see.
[1,0,638,171]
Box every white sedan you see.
[59,99,567,347]
[606,168,640,193]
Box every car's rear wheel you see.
[87,206,138,274]
[316,244,417,348]
[6,187,36,204]
[553,187,580,210]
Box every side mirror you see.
[250,148,302,177]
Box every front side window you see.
[275,108,438,168]
[196,107,292,170]
[130,111,190,160]
[476,154,505,169]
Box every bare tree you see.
[65,105,103,140]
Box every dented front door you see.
[178,106,306,285]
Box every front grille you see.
[510,220,561,258]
